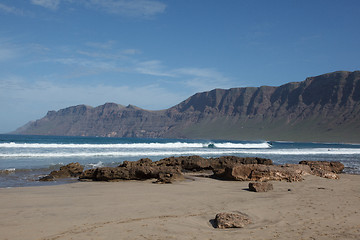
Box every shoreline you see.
[1,173,359,240]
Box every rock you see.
[299,161,344,173]
[156,155,273,173]
[214,212,251,229]
[299,161,344,179]
[154,172,182,184]
[79,158,183,182]
[39,162,84,181]
[157,156,211,171]
[214,164,307,182]
[248,182,273,192]
[311,169,339,179]
[79,167,131,181]
[38,175,55,181]
[209,156,272,170]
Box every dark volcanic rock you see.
[39,162,84,181]
[156,155,272,173]
[248,182,274,192]
[79,158,183,182]
[214,212,251,229]
[14,71,360,143]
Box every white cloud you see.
[0,3,25,16]
[135,60,175,77]
[86,0,166,17]
[0,46,19,61]
[31,0,60,10]
[0,39,22,61]
[173,67,232,92]
[122,48,142,55]
[85,40,117,49]
[53,57,117,70]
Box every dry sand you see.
[0,174,359,240]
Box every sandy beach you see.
[0,174,359,240]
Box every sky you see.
[0,0,360,133]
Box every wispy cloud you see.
[28,0,167,18]
[135,60,175,77]
[0,39,21,61]
[43,42,232,92]
[85,0,166,17]
[53,57,117,70]
[0,3,26,16]
[85,40,117,50]
[174,67,232,92]
[31,0,60,10]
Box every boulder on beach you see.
[214,212,252,229]
[248,182,274,192]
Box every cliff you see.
[14,71,360,142]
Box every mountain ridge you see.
[14,71,360,143]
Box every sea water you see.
[1,134,360,188]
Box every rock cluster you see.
[38,156,345,183]
[78,156,272,183]
[214,212,252,229]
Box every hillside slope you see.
[15,71,360,142]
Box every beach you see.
[1,173,359,240]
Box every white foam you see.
[214,142,271,149]
[1,147,360,158]
[0,168,16,173]
[0,142,271,149]
[87,161,104,168]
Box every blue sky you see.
[0,0,359,133]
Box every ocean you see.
[1,134,360,188]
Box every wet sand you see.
[0,174,359,240]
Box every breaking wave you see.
[1,148,360,158]
[0,142,271,149]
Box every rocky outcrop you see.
[39,162,84,181]
[39,157,344,183]
[14,71,360,143]
[79,156,272,182]
[156,155,273,172]
[213,164,312,182]
[299,161,344,173]
[214,212,251,229]
[79,158,183,182]
[299,161,344,179]
[248,182,274,192]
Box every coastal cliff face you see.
[15,71,360,142]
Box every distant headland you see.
[14,71,360,143]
